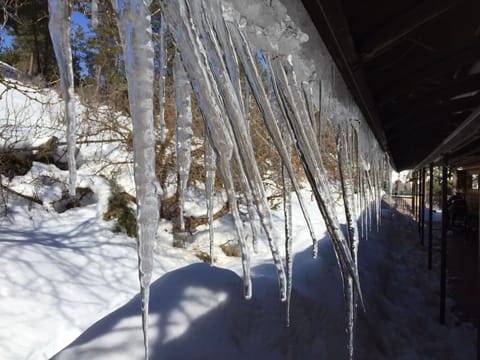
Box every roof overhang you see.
[302,0,480,170]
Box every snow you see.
[6,194,467,360]
[0,208,195,360]
[0,81,64,149]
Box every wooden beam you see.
[385,93,480,131]
[417,105,480,168]
[380,73,480,112]
[360,0,458,62]
[448,137,480,164]
[374,39,480,98]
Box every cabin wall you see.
[458,167,480,216]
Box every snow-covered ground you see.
[1,187,476,360]
[0,81,476,360]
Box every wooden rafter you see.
[380,73,480,112]
[360,0,458,62]
[385,93,480,130]
[373,39,480,98]
[417,105,480,167]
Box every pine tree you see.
[80,0,125,104]
[1,0,56,81]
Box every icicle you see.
[318,80,328,151]
[244,75,251,124]
[48,0,77,197]
[91,0,99,29]
[111,1,160,358]
[159,0,252,299]
[226,23,319,262]
[282,164,293,327]
[204,133,217,265]
[208,4,244,114]
[205,8,259,252]
[174,50,193,232]
[361,170,369,241]
[301,81,317,137]
[336,124,362,359]
[373,160,381,232]
[157,13,168,143]
[364,164,375,233]
[240,174,260,254]
[270,56,362,301]
[186,0,287,300]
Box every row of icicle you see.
[47,0,391,359]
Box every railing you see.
[391,194,411,211]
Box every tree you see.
[1,0,56,81]
[76,0,126,104]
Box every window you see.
[472,174,479,190]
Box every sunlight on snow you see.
[153,287,229,343]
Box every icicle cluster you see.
[49,0,392,359]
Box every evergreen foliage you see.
[1,0,56,81]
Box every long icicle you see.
[111,1,160,358]
[282,156,294,327]
[48,0,77,197]
[191,0,287,300]
[91,0,99,29]
[271,57,362,298]
[242,80,259,252]
[173,50,193,232]
[204,132,217,265]
[336,124,360,360]
[158,12,168,143]
[190,0,268,293]
[160,0,252,299]
[226,23,319,261]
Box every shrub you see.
[103,182,137,237]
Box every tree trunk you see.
[32,22,41,75]
[28,52,34,76]
[95,64,102,97]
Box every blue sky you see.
[1,11,90,50]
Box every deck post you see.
[421,167,426,246]
[412,172,417,220]
[477,190,480,360]
[428,163,434,270]
[418,169,422,236]
[440,161,448,324]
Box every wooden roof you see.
[301,0,480,169]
